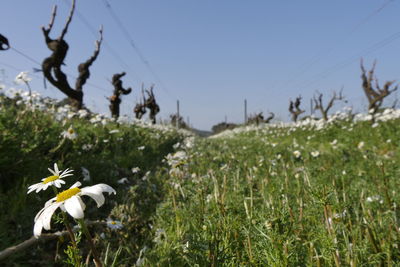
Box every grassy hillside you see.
[1,87,400,266]
[0,90,189,266]
[143,111,400,266]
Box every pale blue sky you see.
[1,0,400,130]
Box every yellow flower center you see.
[111,221,117,225]
[42,175,59,184]
[56,188,81,202]
[68,128,74,134]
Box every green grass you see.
[0,96,186,266]
[1,92,400,266]
[143,118,400,266]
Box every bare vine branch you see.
[60,0,75,40]
[0,221,106,261]
[134,86,147,119]
[109,72,132,119]
[76,26,103,92]
[313,89,344,121]
[41,0,102,109]
[144,85,160,124]
[289,96,305,122]
[360,59,398,114]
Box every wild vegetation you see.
[1,83,400,265]
[0,88,188,266]
[1,1,399,265]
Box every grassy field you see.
[1,88,400,266]
[143,112,400,266]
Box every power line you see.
[9,44,110,93]
[0,60,43,81]
[10,47,42,66]
[272,0,394,92]
[61,0,139,80]
[101,0,177,101]
[294,29,400,90]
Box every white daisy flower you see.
[15,71,32,84]
[311,151,320,158]
[293,150,301,159]
[106,218,123,230]
[61,126,77,140]
[27,163,73,194]
[81,167,90,182]
[131,167,140,174]
[357,141,365,150]
[33,181,116,237]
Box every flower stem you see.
[51,186,80,264]
[24,81,32,106]
[51,187,76,245]
[78,219,102,267]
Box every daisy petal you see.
[64,196,85,219]
[70,181,82,189]
[34,206,48,222]
[42,202,62,230]
[81,187,105,207]
[27,183,41,194]
[86,184,116,195]
[48,168,57,176]
[54,163,60,175]
[34,219,44,238]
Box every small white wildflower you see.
[173,142,181,149]
[131,167,141,174]
[61,126,77,140]
[81,167,90,182]
[293,150,301,159]
[77,109,89,118]
[27,163,73,194]
[106,218,123,230]
[366,195,383,204]
[117,177,129,184]
[357,141,365,150]
[82,144,93,151]
[15,71,32,84]
[310,151,320,158]
[138,146,145,151]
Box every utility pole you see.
[244,99,248,124]
[225,115,227,123]
[310,98,314,115]
[176,100,180,128]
